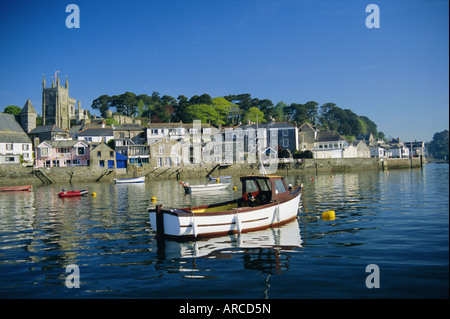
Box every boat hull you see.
[0,185,32,192]
[58,190,88,197]
[208,175,232,181]
[150,185,301,238]
[114,176,145,184]
[183,183,230,194]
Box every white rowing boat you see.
[114,176,145,184]
[182,182,230,193]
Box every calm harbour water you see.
[0,163,448,299]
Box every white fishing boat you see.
[114,176,145,184]
[182,182,229,194]
[149,175,302,238]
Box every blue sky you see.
[0,0,448,142]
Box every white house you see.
[77,127,114,144]
[312,131,349,159]
[0,114,33,165]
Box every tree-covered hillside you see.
[426,130,449,160]
[91,91,384,139]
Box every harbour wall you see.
[0,157,425,186]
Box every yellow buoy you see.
[91,192,97,196]
[322,210,335,220]
[151,196,157,202]
[216,178,220,183]
[233,186,237,191]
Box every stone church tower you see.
[20,99,37,133]
[42,73,76,130]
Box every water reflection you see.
[150,220,302,275]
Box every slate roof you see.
[77,127,114,136]
[235,122,296,130]
[29,124,66,134]
[315,131,346,142]
[38,140,88,148]
[20,99,37,115]
[114,123,144,131]
[0,113,32,143]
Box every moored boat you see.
[149,175,302,238]
[58,189,88,197]
[182,182,230,194]
[208,175,232,181]
[0,185,32,192]
[114,176,145,184]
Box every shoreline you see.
[0,157,426,186]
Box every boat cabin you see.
[240,175,290,206]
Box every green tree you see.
[270,101,287,122]
[242,107,265,124]
[91,95,112,118]
[211,97,240,125]
[426,130,449,160]
[110,92,138,117]
[185,104,222,125]
[189,94,212,105]
[3,105,21,116]
[175,95,190,123]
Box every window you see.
[110,151,114,157]
[157,157,162,167]
[6,144,13,151]
[173,156,180,166]
[255,179,271,192]
[165,157,172,166]
[159,145,164,154]
[282,130,289,137]
[100,160,105,167]
[23,144,29,151]
[283,139,289,147]
[274,179,287,194]
[77,147,85,155]
[41,147,49,156]
[97,151,102,157]
[57,148,70,154]
[245,180,259,193]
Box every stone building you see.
[20,99,37,133]
[89,142,116,169]
[41,73,88,130]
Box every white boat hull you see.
[186,183,230,192]
[149,186,301,238]
[114,176,145,184]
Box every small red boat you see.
[0,185,32,192]
[58,189,88,198]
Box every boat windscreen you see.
[255,178,271,192]
[245,179,259,192]
[274,179,287,194]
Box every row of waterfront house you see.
[1,110,426,169]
